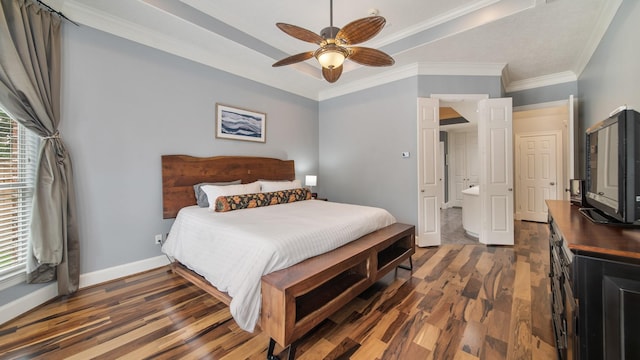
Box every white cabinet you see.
[449,131,478,207]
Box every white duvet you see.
[162,199,396,332]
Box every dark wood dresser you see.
[546,200,640,360]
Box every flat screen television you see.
[584,109,640,224]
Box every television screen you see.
[587,122,619,210]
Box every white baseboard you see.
[0,283,57,325]
[0,255,170,325]
[79,255,170,288]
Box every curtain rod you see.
[36,0,79,26]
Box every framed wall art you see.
[215,103,266,143]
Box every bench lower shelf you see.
[261,223,415,348]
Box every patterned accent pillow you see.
[215,188,312,212]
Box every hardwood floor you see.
[0,220,555,360]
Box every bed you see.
[161,155,415,359]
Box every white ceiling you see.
[55,0,621,100]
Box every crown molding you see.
[369,0,501,48]
[318,63,419,101]
[319,62,505,101]
[417,62,505,76]
[505,71,577,93]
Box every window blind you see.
[0,108,39,289]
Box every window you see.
[0,107,39,290]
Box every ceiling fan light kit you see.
[273,0,394,83]
[315,43,348,69]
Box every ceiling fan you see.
[272,0,395,83]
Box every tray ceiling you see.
[56,0,620,100]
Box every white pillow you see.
[259,179,302,193]
[201,181,261,209]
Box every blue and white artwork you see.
[216,104,266,142]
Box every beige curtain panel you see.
[0,0,79,295]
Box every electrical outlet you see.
[154,234,163,245]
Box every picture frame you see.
[215,103,266,143]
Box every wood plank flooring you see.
[0,220,555,359]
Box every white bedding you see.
[162,199,396,332]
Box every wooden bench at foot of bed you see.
[261,222,415,348]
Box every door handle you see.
[550,182,555,186]
[508,188,513,191]
[421,190,425,193]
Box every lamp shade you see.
[305,175,317,187]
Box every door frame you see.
[432,94,488,211]
[513,96,577,198]
[418,94,492,246]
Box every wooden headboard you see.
[161,155,295,218]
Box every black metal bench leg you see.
[397,256,413,271]
[266,338,298,360]
[267,338,278,360]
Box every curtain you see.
[0,0,79,295]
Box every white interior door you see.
[417,97,440,247]
[517,132,561,222]
[478,98,514,245]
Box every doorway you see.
[515,131,563,222]
[513,102,573,222]
[440,114,479,244]
[417,96,514,247]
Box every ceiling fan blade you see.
[322,65,343,83]
[272,51,315,67]
[348,47,395,67]
[336,16,386,45]
[276,23,324,45]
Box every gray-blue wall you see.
[577,0,640,176]
[319,77,419,226]
[1,23,319,305]
[319,75,502,228]
[507,81,578,107]
[60,25,319,273]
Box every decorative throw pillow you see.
[193,180,242,207]
[215,187,311,212]
[259,179,302,193]
[201,181,261,209]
